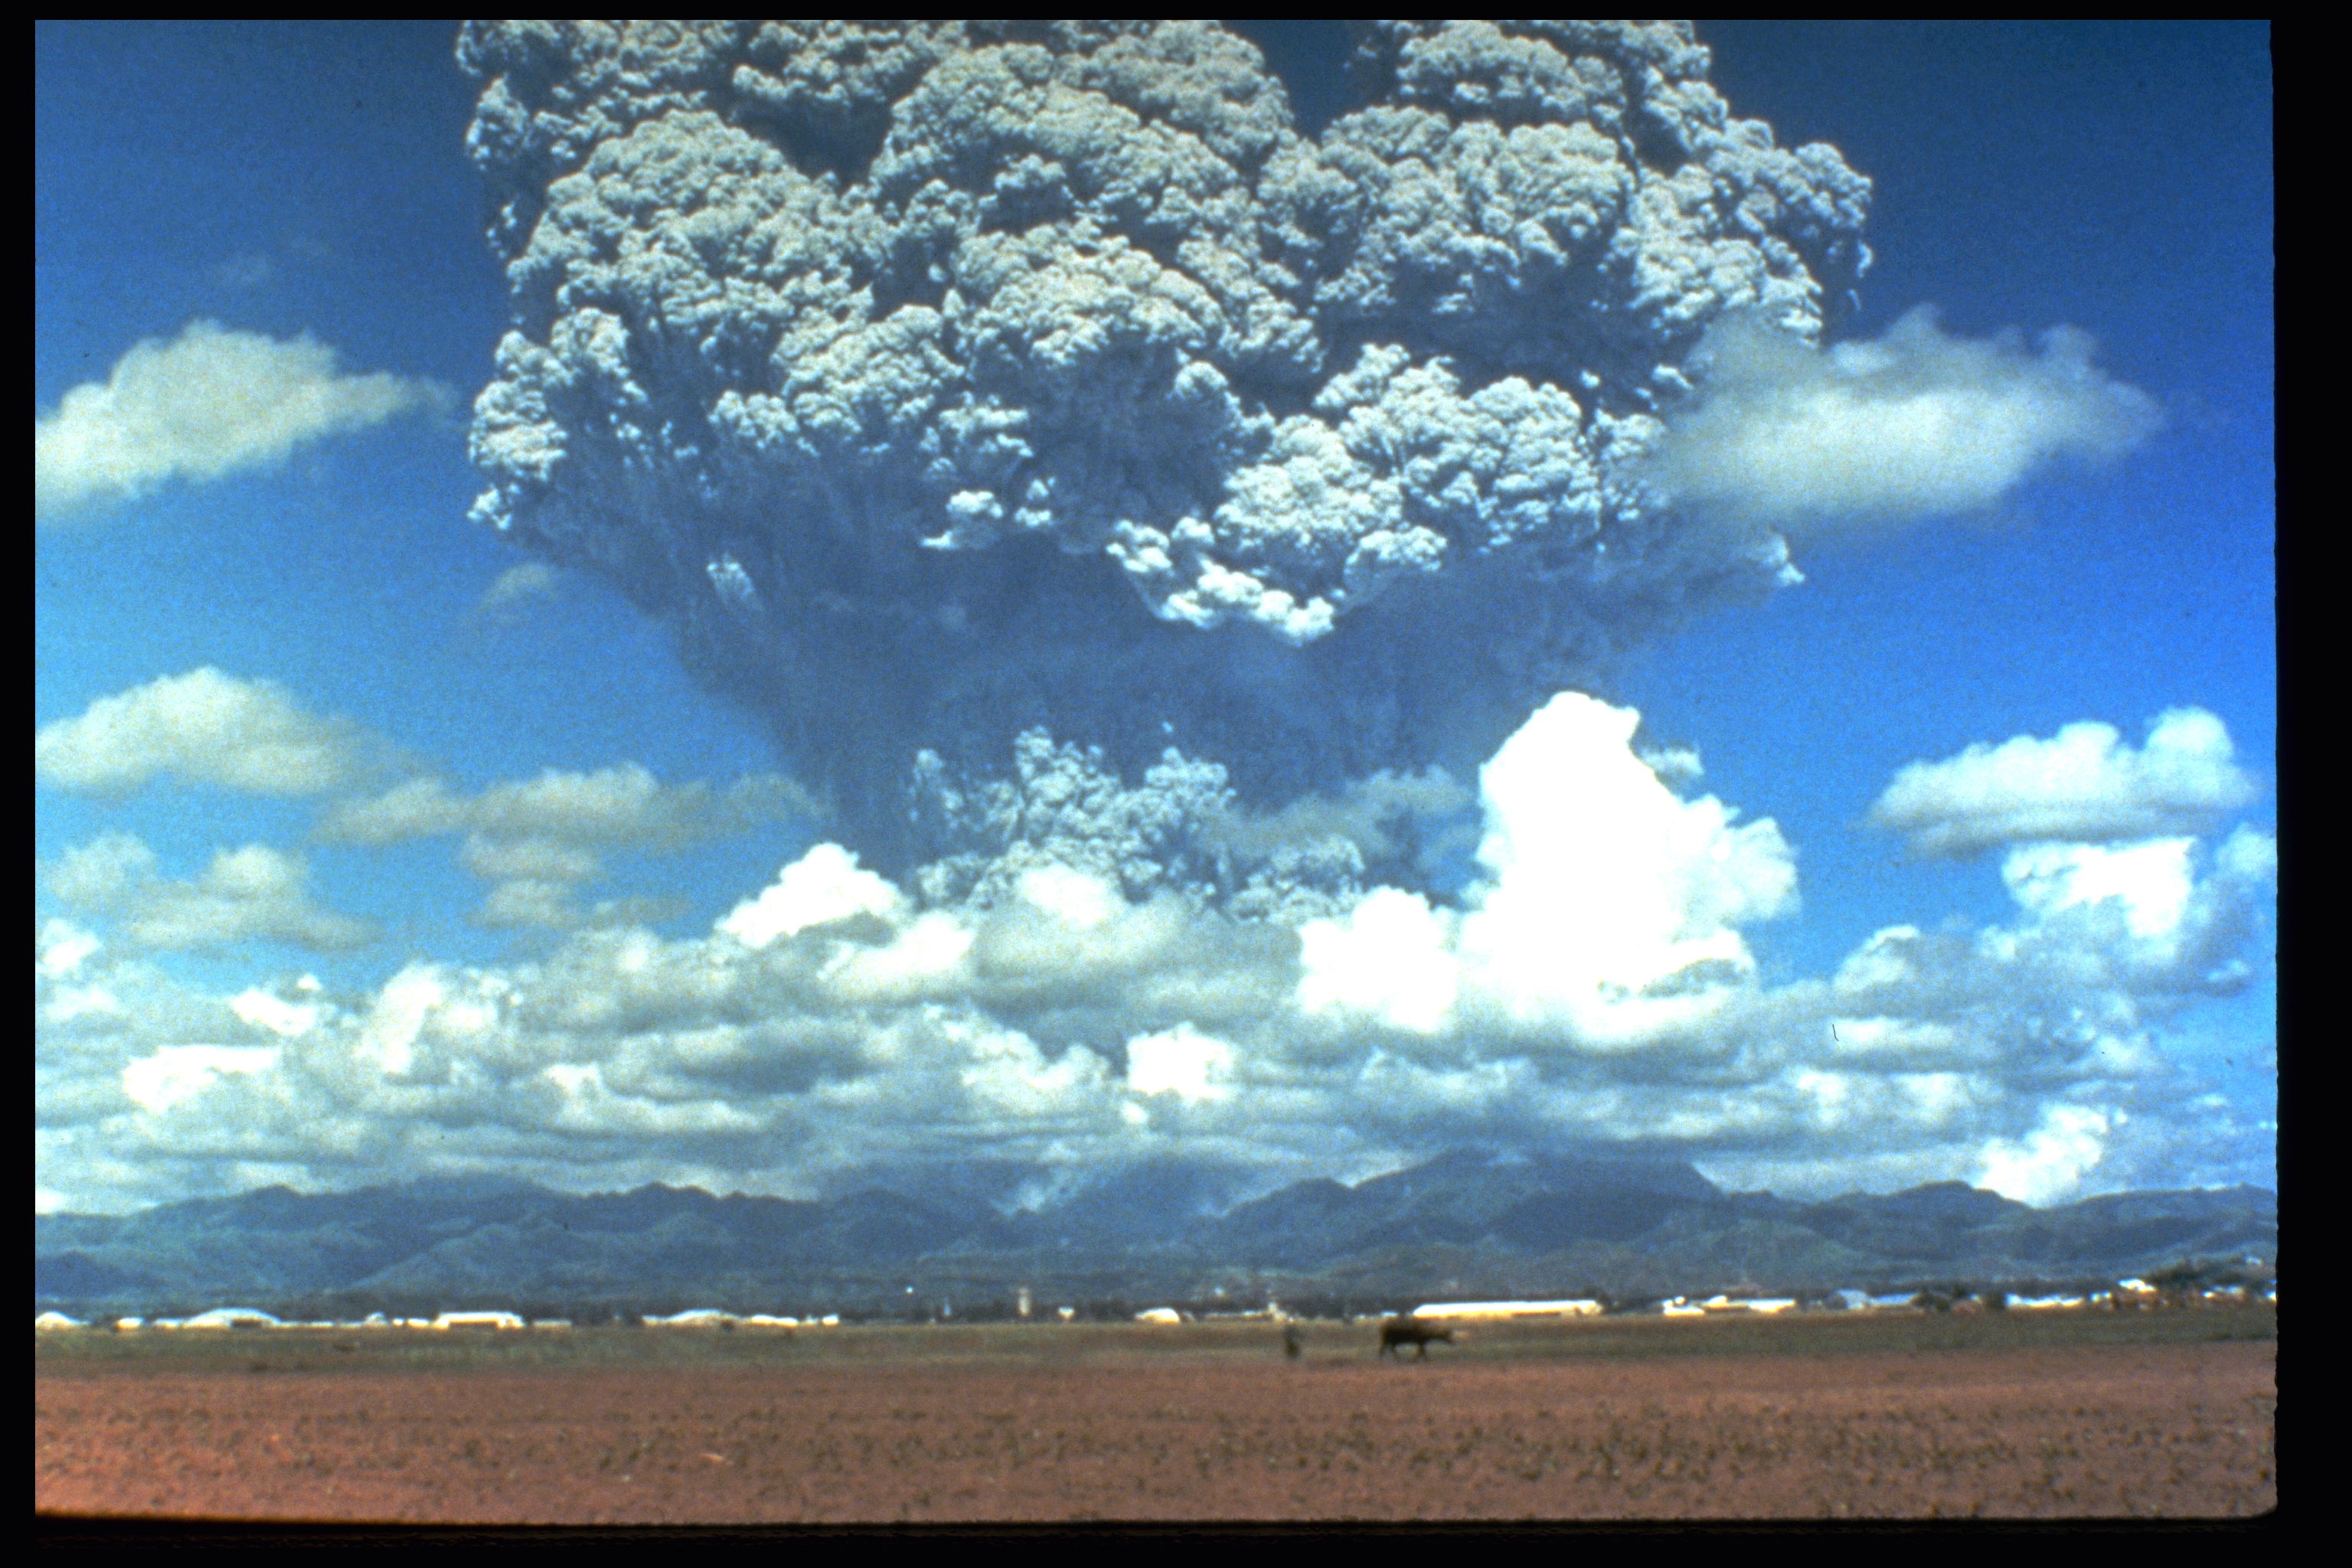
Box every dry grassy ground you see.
[35,1308,2275,1522]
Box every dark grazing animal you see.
[1377,1315,1455,1359]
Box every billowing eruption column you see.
[458,21,1869,884]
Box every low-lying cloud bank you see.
[35,694,2273,1217]
[34,321,449,519]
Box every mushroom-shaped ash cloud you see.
[458,21,1870,884]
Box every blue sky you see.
[35,22,2274,1214]
[34,20,804,988]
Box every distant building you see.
[184,1308,282,1329]
[1411,1299,1603,1319]
[432,1311,524,1330]
[1134,1307,1184,1324]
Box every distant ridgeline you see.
[34,1150,2275,1321]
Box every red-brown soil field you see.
[35,1313,2275,1522]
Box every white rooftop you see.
[1410,1299,1603,1318]
[183,1308,283,1328]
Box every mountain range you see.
[34,1149,2276,1320]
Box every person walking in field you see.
[1377,1315,1454,1360]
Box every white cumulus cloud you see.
[35,319,449,518]
[1652,306,2161,530]
[721,843,906,948]
[1465,695,1797,993]
[35,667,390,797]
[1976,1104,2112,1205]
[2003,839,2197,944]
[31,694,2277,1214]
[121,1045,283,1116]
[1300,694,1798,1044]
[1296,887,1460,1034]
[1870,707,2259,858]
[42,832,374,954]
[230,982,323,1040]
[1125,1024,1237,1103]
[36,919,103,982]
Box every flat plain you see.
[35,1307,2275,1523]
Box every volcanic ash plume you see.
[457,21,1870,882]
